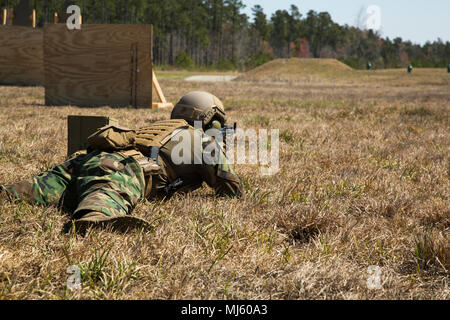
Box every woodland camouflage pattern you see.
[0,151,145,218]
[0,127,241,219]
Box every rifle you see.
[163,178,202,199]
[164,178,184,198]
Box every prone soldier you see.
[0,91,242,233]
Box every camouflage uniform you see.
[0,127,241,219]
[149,126,241,199]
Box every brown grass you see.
[0,67,448,299]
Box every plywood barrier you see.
[0,26,44,85]
[44,24,153,108]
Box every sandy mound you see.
[236,58,354,82]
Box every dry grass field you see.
[0,60,448,299]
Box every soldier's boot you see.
[64,211,153,235]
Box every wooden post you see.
[54,12,58,24]
[152,70,173,109]
[2,9,6,25]
[150,23,172,109]
[152,70,167,104]
[32,8,36,28]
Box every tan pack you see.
[87,119,189,153]
[87,124,136,151]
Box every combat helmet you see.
[170,91,226,129]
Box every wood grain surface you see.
[0,26,44,85]
[44,24,152,107]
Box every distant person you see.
[407,64,413,73]
[447,64,450,73]
[366,61,372,70]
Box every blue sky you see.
[241,0,450,45]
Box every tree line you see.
[2,0,449,70]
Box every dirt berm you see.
[235,58,354,82]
